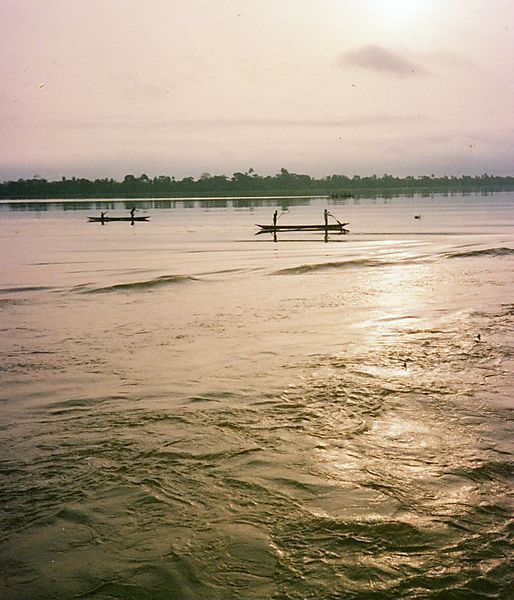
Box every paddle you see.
[326,212,343,227]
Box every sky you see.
[1,0,513,181]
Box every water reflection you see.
[0,197,316,212]
[0,191,504,214]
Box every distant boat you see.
[88,216,150,222]
[256,223,349,233]
[330,192,354,199]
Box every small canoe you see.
[88,216,150,222]
[256,223,349,232]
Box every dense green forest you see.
[1,170,513,199]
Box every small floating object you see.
[414,215,421,220]
[475,333,481,342]
[87,216,150,222]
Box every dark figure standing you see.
[323,209,329,243]
[272,211,278,242]
[100,211,106,225]
[130,207,136,218]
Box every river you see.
[0,193,513,599]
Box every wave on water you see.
[0,298,25,307]
[274,257,419,275]
[446,247,514,259]
[0,286,54,294]
[275,247,514,275]
[449,460,513,484]
[81,274,200,294]
[1,306,513,599]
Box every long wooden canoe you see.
[256,223,349,232]
[88,216,150,222]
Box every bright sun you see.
[375,0,426,23]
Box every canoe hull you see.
[256,223,349,232]
[88,216,149,222]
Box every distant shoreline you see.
[1,185,513,201]
[1,171,513,200]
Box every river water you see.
[0,193,513,599]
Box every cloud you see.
[337,44,427,77]
[61,114,425,131]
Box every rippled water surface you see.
[0,194,513,599]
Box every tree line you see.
[1,169,513,199]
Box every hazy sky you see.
[1,0,513,180]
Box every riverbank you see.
[1,184,513,201]
[2,171,513,200]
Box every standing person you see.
[130,207,136,219]
[323,209,329,243]
[272,210,278,242]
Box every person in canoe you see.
[100,211,107,224]
[324,208,329,227]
